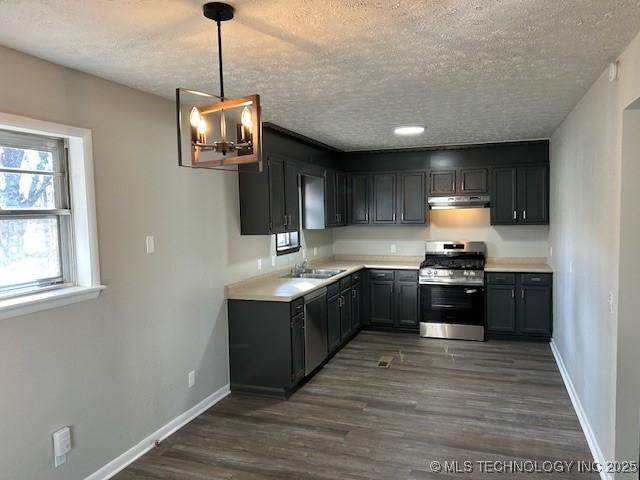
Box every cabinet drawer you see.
[486,273,516,285]
[396,270,418,281]
[340,275,352,292]
[290,298,304,317]
[352,271,361,284]
[327,282,340,299]
[520,273,552,286]
[368,269,395,281]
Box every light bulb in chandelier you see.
[189,107,202,128]
[241,106,252,131]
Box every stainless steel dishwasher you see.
[304,287,328,375]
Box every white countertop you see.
[485,257,553,273]
[225,257,419,302]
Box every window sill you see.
[0,285,105,321]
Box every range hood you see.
[428,195,490,210]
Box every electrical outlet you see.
[53,426,71,468]
[569,261,574,274]
[188,370,195,388]
[390,244,397,254]
[313,247,317,256]
[549,246,553,258]
[145,235,155,254]
[257,259,262,271]
[608,292,614,314]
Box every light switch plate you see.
[188,370,195,388]
[145,235,155,254]
[390,244,397,254]
[53,426,71,467]
[257,259,262,270]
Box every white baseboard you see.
[85,384,230,480]
[549,340,610,480]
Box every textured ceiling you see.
[1,0,639,150]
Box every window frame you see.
[0,129,76,297]
[0,112,103,321]
[275,230,300,256]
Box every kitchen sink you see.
[283,268,347,280]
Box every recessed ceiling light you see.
[394,125,425,136]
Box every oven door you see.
[420,283,485,326]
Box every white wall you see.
[550,29,640,470]
[0,46,332,480]
[333,209,549,258]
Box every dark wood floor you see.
[116,331,595,479]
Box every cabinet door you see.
[284,162,299,232]
[396,281,418,328]
[351,283,361,329]
[399,172,426,224]
[350,174,370,224]
[486,285,517,333]
[327,294,341,353]
[459,168,489,194]
[268,157,286,232]
[336,172,347,225]
[430,170,456,195]
[372,173,397,224]
[370,281,395,325]
[519,165,548,224]
[290,313,305,384]
[518,286,552,336]
[324,171,337,227]
[340,289,352,340]
[491,167,518,225]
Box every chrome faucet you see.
[292,258,309,274]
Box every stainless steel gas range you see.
[419,241,486,341]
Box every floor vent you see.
[377,356,394,368]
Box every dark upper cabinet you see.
[396,281,419,327]
[518,285,552,335]
[268,156,287,233]
[430,170,456,195]
[486,273,552,339]
[491,165,548,225]
[491,167,518,224]
[519,165,548,224]
[350,174,370,224]
[290,313,305,384]
[351,282,361,329]
[324,170,346,227]
[372,173,397,224]
[324,170,338,227]
[459,168,489,194]
[284,162,299,232]
[398,172,426,224]
[327,291,341,353]
[486,285,517,333]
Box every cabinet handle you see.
[523,210,527,221]
[401,212,405,222]
[531,277,541,282]
[283,215,288,226]
[521,290,525,299]
[513,210,517,220]
[352,289,357,299]
[511,289,515,299]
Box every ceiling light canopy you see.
[394,126,425,136]
[176,2,262,171]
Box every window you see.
[0,112,103,320]
[276,231,300,255]
[0,130,73,296]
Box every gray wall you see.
[550,29,640,468]
[0,46,332,480]
[333,209,549,258]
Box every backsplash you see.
[332,209,549,258]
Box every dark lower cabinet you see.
[351,282,361,329]
[368,269,419,330]
[340,286,352,340]
[486,285,517,333]
[228,299,309,398]
[486,272,552,340]
[290,313,305,384]
[519,285,552,335]
[327,291,341,353]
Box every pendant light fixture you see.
[176,2,262,171]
